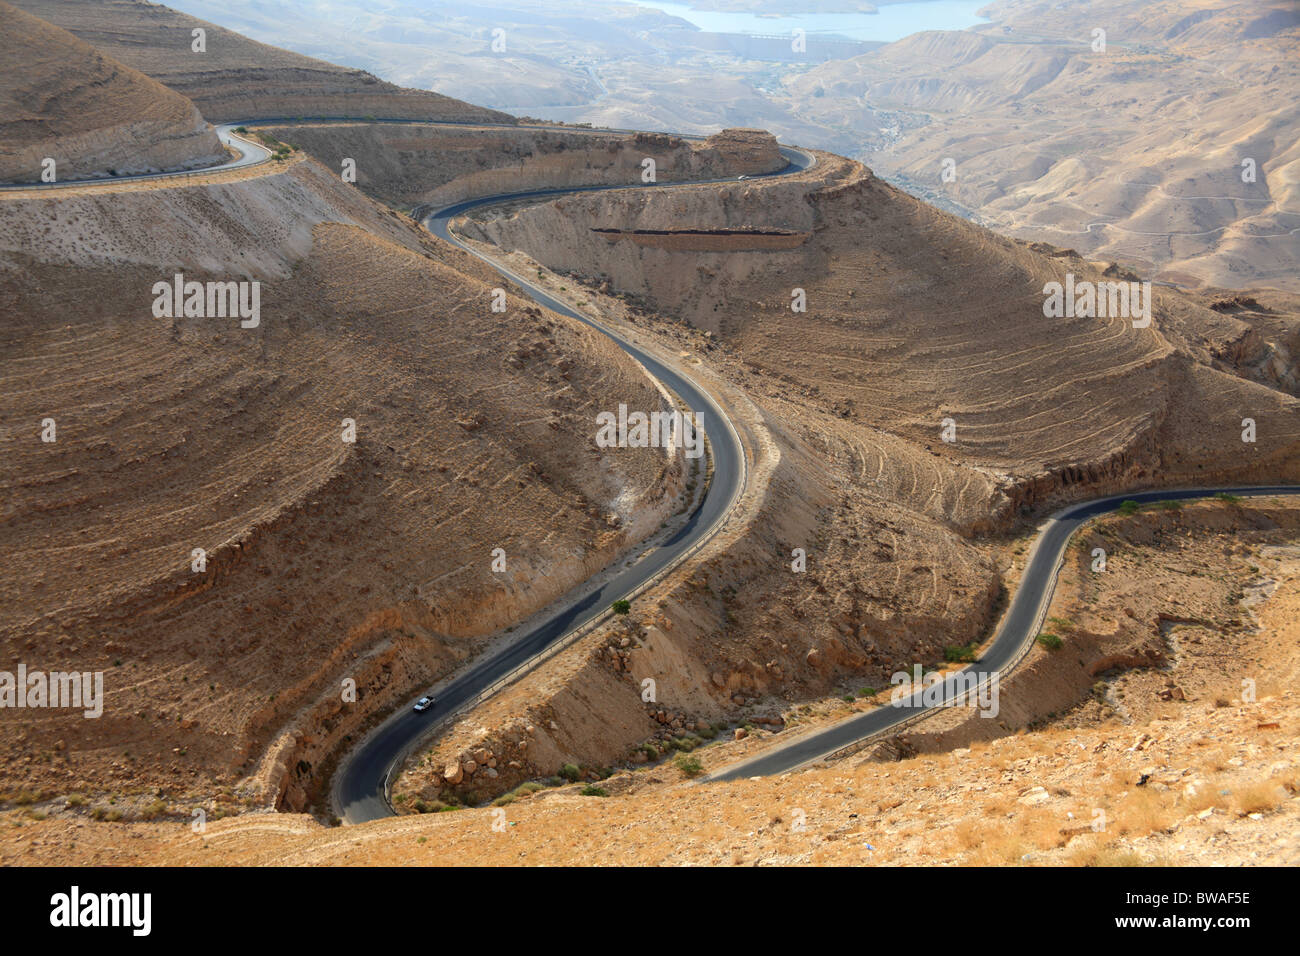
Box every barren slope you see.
[252,124,784,208]
[464,152,1300,513]
[11,0,513,125]
[379,144,1297,808]
[790,0,1300,291]
[7,498,1297,866]
[0,153,685,813]
[0,1,224,182]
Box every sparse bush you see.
[943,642,978,663]
[1215,492,1242,505]
[1037,632,1063,651]
[1118,500,1141,515]
[611,599,631,615]
[559,763,581,782]
[1233,781,1284,816]
[580,785,608,797]
[675,754,704,778]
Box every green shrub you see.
[1215,492,1242,505]
[611,599,631,615]
[1117,500,1141,515]
[580,785,608,797]
[943,642,978,663]
[675,754,704,778]
[1037,632,1063,651]
[559,763,581,782]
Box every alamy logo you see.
[0,665,102,718]
[1043,274,1151,328]
[50,886,150,936]
[595,404,704,459]
[152,273,260,328]
[890,664,999,718]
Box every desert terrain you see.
[5,498,1298,865]
[0,1,224,182]
[130,0,1300,292]
[0,0,1296,868]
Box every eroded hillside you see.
[12,0,511,124]
[1,0,1296,870]
[462,150,1300,511]
[385,143,1298,809]
[7,498,1298,866]
[790,0,1300,291]
[0,140,690,813]
[0,1,224,182]
[251,123,784,208]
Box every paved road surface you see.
[706,485,1298,782]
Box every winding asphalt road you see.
[707,485,1299,782]
[11,115,1291,819]
[0,111,810,821]
[0,124,271,190]
[333,145,816,823]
